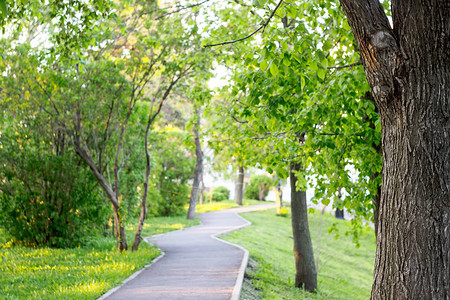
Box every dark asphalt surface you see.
[100,203,275,300]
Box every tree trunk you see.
[370,172,381,240]
[335,208,344,220]
[334,188,344,219]
[131,123,152,251]
[199,173,204,205]
[276,180,283,214]
[113,205,128,252]
[187,108,203,220]
[72,137,128,251]
[131,92,171,250]
[339,1,450,298]
[290,162,317,292]
[235,165,244,205]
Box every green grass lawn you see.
[223,208,376,300]
[0,215,198,300]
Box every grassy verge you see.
[0,215,198,300]
[126,214,200,237]
[194,198,262,214]
[222,208,376,300]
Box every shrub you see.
[210,191,227,202]
[244,175,275,201]
[0,153,108,248]
[212,186,230,201]
[147,130,195,216]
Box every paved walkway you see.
[99,203,275,300]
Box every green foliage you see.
[244,175,275,201]
[0,77,108,247]
[0,0,113,55]
[223,208,375,299]
[147,129,195,216]
[210,186,230,202]
[0,0,214,252]
[0,153,107,248]
[203,0,383,231]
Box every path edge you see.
[96,221,205,300]
[212,204,275,300]
[96,244,165,300]
[212,212,252,300]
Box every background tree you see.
[186,84,211,220]
[244,175,275,201]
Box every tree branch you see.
[230,111,248,124]
[155,0,212,20]
[204,0,284,48]
[327,60,362,70]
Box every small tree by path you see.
[187,106,204,220]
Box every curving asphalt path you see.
[99,203,275,300]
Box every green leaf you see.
[375,118,381,132]
[260,59,268,71]
[253,0,268,8]
[317,68,326,80]
[321,57,328,68]
[0,0,7,16]
[270,62,279,76]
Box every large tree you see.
[205,0,448,296]
[339,1,449,298]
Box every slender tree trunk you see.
[131,90,174,250]
[131,120,152,251]
[335,208,344,219]
[276,180,283,214]
[339,1,450,298]
[334,188,344,219]
[235,165,244,205]
[187,108,203,220]
[199,173,204,205]
[72,138,128,251]
[290,162,317,292]
[112,205,128,251]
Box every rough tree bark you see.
[370,171,381,239]
[290,162,317,292]
[235,165,244,205]
[187,108,203,220]
[339,1,450,298]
